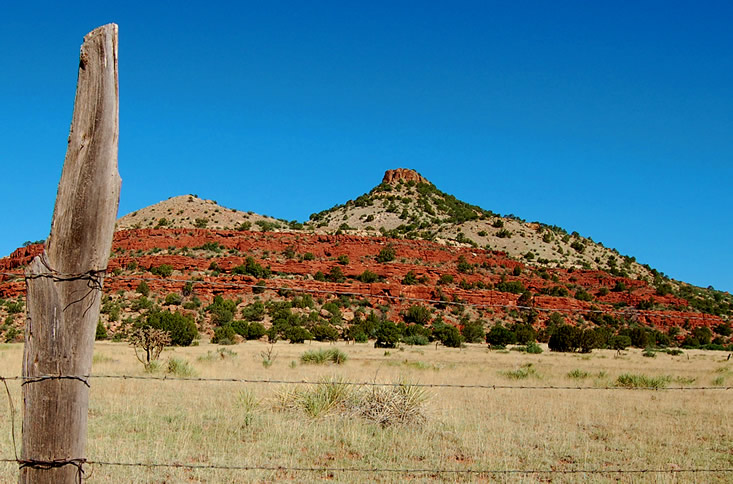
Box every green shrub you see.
[146,310,198,346]
[95,320,108,340]
[150,264,173,278]
[460,319,485,343]
[609,335,632,351]
[213,325,236,345]
[500,363,539,380]
[164,293,182,306]
[432,322,463,348]
[402,271,419,285]
[486,324,516,347]
[357,270,380,283]
[232,257,271,278]
[166,357,196,377]
[136,281,150,296]
[615,373,671,389]
[403,305,432,325]
[246,322,266,340]
[300,348,349,365]
[311,324,340,342]
[376,245,396,263]
[402,334,430,346]
[375,320,401,348]
[567,369,590,379]
[241,301,265,321]
[284,326,312,344]
[548,325,574,352]
[524,343,543,355]
[337,254,350,265]
[642,347,657,358]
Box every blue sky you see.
[1,1,731,292]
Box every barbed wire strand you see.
[0,457,730,475]
[3,374,730,391]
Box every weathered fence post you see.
[20,24,120,483]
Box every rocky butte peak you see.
[382,168,429,186]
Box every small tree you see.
[129,327,171,368]
[486,324,516,347]
[95,320,108,340]
[376,244,396,263]
[375,320,401,348]
[136,280,150,296]
[461,319,485,343]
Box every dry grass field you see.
[0,340,731,483]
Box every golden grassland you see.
[0,340,731,483]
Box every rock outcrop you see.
[382,168,429,185]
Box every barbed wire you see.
[0,270,728,323]
[0,457,730,476]
[1,374,730,391]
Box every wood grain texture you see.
[20,23,120,484]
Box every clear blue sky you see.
[1,1,731,292]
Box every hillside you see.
[0,168,730,350]
[116,194,300,232]
[307,169,657,280]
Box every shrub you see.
[146,310,198,346]
[608,335,632,351]
[284,326,312,344]
[312,324,340,342]
[245,322,265,340]
[136,281,150,296]
[375,320,401,348]
[403,305,432,325]
[164,293,182,306]
[376,245,396,263]
[231,320,249,338]
[212,325,236,345]
[548,325,579,352]
[456,256,472,274]
[438,274,454,285]
[402,271,419,285]
[150,264,173,278]
[402,334,430,346]
[432,322,463,348]
[166,357,196,377]
[232,257,271,278]
[514,324,536,345]
[357,270,380,283]
[337,255,350,265]
[524,342,543,354]
[241,301,265,321]
[129,327,171,368]
[95,320,108,340]
[460,319,485,343]
[206,295,238,326]
[500,363,539,380]
[302,252,315,261]
[567,369,590,379]
[327,266,346,283]
[486,324,516,347]
[300,348,349,365]
[252,280,267,294]
[615,373,671,389]
[642,347,656,358]
[496,280,525,294]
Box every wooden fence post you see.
[20,24,120,483]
